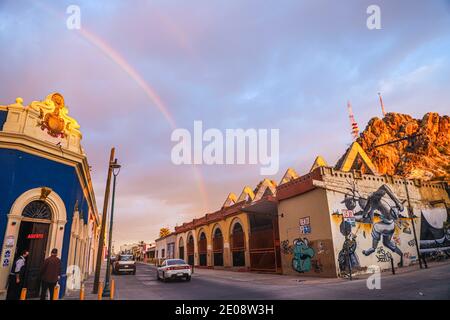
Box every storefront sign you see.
[5,235,14,247]
[341,209,356,227]
[3,258,10,267]
[27,233,45,239]
[299,216,311,234]
[2,248,12,267]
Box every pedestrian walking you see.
[40,248,61,300]
[6,250,29,300]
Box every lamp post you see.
[403,177,426,269]
[93,148,115,293]
[103,158,121,297]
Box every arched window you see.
[22,200,51,220]
[214,228,223,239]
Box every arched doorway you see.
[198,232,207,266]
[187,234,195,266]
[231,222,246,267]
[212,228,224,266]
[15,200,52,298]
[178,237,185,260]
[0,188,67,299]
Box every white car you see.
[157,259,192,282]
[113,254,136,275]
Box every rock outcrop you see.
[355,112,450,181]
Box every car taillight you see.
[167,266,190,270]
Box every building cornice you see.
[0,132,99,224]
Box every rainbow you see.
[78,28,177,129]
[35,1,210,212]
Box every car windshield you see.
[167,259,186,266]
[119,255,134,261]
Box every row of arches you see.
[177,221,246,268]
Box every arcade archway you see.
[187,234,195,266]
[178,237,185,260]
[230,221,246,267]
[212,227,224,266]
[198,231,207,266]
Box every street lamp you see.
[403,177,427,269]
[103,158,121,297]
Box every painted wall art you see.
[281,237,335,275]
[330,183,419,275]
[292,238,315,273]
[420,207,450,259]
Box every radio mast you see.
[378,92,387,117]
[347,101,359,140]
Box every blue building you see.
[0,93,100,299]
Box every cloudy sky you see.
[1,0,449,247]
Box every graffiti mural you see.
[420,208,450,258]
[341,184,408,267]
[375,247,392,262]
[330,181,421,276]
[335,210,361,275]
[281,240,293,255]
[292,238,315,273]
[339,236,360,274]
[281,238,315,273]
[311,258,323,273]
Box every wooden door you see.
[24,223,50,298]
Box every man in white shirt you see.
[6,250,29,300]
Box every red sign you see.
[27,234,44,239]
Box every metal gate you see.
[213,235,224,266]
[198,236,207,266]
[187,239,194,266]
[230,231,246,267]
[249,219,281,273]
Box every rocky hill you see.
[356,112,450,181]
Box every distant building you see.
[119,243,136,254]
[0,93,100,299]
[155,233,176,263]
[145,243,156,262]
[120,241,153,261]
[156,142,450,277]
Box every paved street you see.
[82,261,450,300]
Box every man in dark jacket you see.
[40,248,61,300]
[6,250,29,300]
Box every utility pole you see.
[93,147,115,293]
[372,138,426,269]
[103,158,121,297]
[403,178,426,269]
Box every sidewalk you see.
[64,262,112,300]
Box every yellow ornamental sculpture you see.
[29,92,81,138]
[159,228,171,238]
